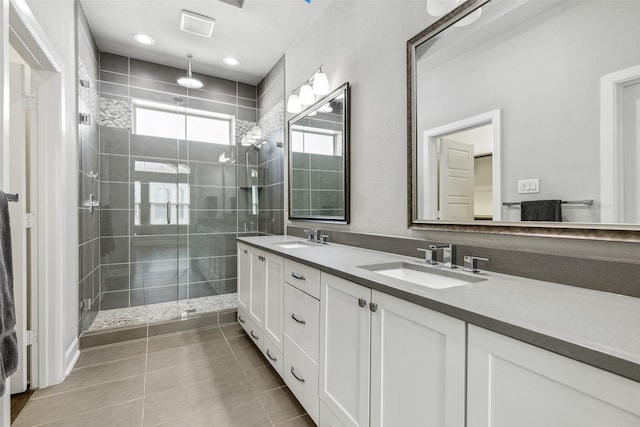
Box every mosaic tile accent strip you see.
[99,97,132,129]
[259,100,285,138]
[88,293,237,330]
[236,119,257,145]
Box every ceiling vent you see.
[180,10,215,38]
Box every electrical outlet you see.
[518,178,540,194]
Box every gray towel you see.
[0,192,19,396]
[521,199,562,222]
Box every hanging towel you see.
[0,192,19,396]
[521,199,562,222]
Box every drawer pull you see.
[291,272,306,280]
[266,349,277,362]
[238,315,246,324]
[291,313,306,325]
[250,330,259,340]
[290,366,305,383]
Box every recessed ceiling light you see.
[222,57,240,66]
[132,34,155,45]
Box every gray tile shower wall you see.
[257,56,286,236]
[94,51,265,316]
[287,226,640,298]
[77,3,101,334]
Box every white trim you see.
[64,338,79,376]
[421,109,502,221]
[600,64,640,223]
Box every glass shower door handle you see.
[166,200,171,224]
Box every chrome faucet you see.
[429,244,457,268]
[303,228,329,244]
[417,247,438,265]
[464,256,490,273]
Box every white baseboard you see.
[64,337,79,376]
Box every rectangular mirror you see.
[289,82,350,223]
[408,0,640,238]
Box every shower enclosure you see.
[78,52,285,332]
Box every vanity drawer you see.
[263,335,283,377]
[238,308,263,352]
[284,259,320,299]
[284,283,320,361]
[284,334,319,424]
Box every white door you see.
[319,274,370,427]
[370,290,466,427]
[237,244,250,312]
[9,63,29,394]
[622,82,640,222]
[263,252,283,351]
[248,249,264,326]
[439,139,474,220]
[467,325,640,427]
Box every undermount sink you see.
[359,262,486,289]
[270,240,317,249]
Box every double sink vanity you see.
[237,235,640,427]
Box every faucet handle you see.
[417,248,438,265]
[319,234,329,244]
[464,256,490,273]
[303,228,317,241]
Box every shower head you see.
[177,54,203,89]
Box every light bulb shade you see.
[299,84,315,106]
[177,77,203,89]
[312,71,330,96]
[453,7,481,27]
[287,94,302,113]
[427,0,459,17]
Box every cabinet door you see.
[249,249,265,326]
[370,290,465,427]
[319,274,371,427]
[263,252,284,351]
[467,325,640,427]
[237,244,250,312]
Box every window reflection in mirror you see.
[288,84,350,223]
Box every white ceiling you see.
[80,0,332,85]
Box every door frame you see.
[4,0,67,393]
[420,109,502,221]
[600,64,640,223]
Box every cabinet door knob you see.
[266,349,277,362]
[358,298,367,307]
[290,366,306,383]
[291,272,306,280]
[291,313,306,325]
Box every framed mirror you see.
[288,83,350,223]
[408,0,640,239]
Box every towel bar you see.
[4,193,18,202]
[503,199,593,207]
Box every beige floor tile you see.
[146,339,232,372]
[220,322,245,339]
[33,356,146,398]
[244,364,285,393]
[142,379,251,426]
[36,398,144,427]
[147,327,224,353]
[275,414,316,427]
[145,353,243,396]
[75,340,147,368]
[13,375,145,427]
[258,386,306,425]
[227,335,269,370]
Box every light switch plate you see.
[518,178,540,194]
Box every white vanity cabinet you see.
[319,273,466,427]
[236,243,284,373]
[467,325,640,427]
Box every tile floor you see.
[14,323,314,427]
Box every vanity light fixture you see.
[426,0,482,26]
[286,65,330,113]
[132,33,155,45]
[177,54,203,89]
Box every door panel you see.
[439,139,474,220]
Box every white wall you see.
[286,0,431,236]
[25,0,79,374]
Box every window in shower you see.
[131,99,234,145]
[291,127,342,156]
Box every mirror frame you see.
[288,82,351,224]
[407,0,640,242]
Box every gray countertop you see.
[238,235,640,382]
